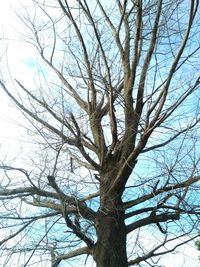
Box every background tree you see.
[195,240,200,262]
[0,0,200,266]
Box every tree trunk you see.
[93,195,128,267]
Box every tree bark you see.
[94,194,128,267]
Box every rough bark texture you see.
[94,195,128,267]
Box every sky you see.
[0,0,36,159]
[0,1,199,267]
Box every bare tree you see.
[0,0,200,266]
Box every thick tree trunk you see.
[93,195,128,267]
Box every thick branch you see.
[47,175,96,221]
[53,246,91,267]
[123,175,200,209]
[126,212,180,234]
